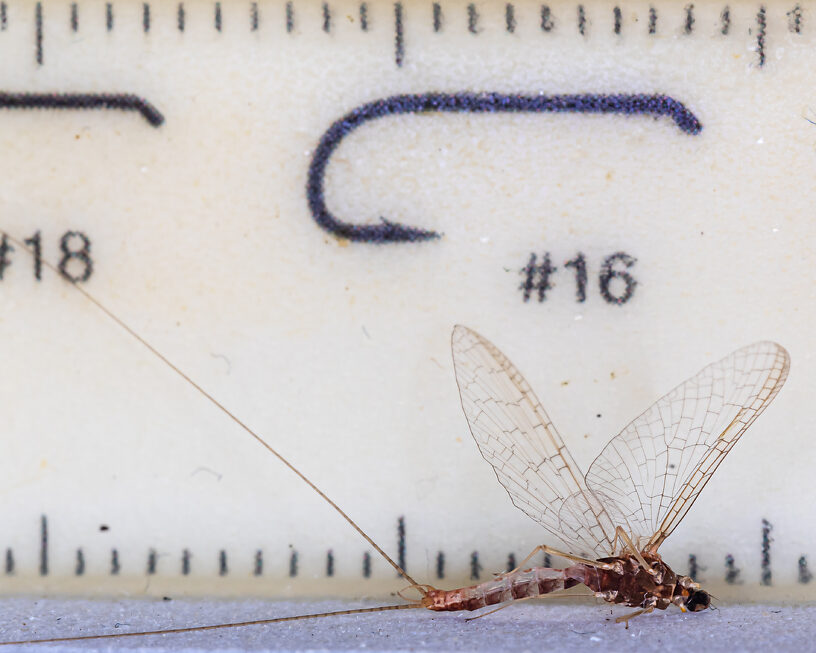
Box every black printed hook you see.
[0,92,164,127]
[307,92,702,243]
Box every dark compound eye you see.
[686,590,711,612]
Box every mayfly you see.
[432,325,789,625]
[0,234,790,644]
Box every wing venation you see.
[584,341,789,553]
[451,325,616,557]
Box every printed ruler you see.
[0,0,813,601]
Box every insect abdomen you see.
[423,567,577,612]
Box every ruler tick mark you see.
[288,548,298,577]
[143,3,150,33]
[725,553,741,584]
[254,550,263,576]
[684,4,694,34]
[799,556,812,584]
[75,549,85,576]
[322,2,331,33]
[648,5,656,34]
[70,3,78,32]
[394,2,404,67]
[432,2,442,32]
[397,516,406,575]
[541,5,553,32]
[756,6,767,68]
[788,3,802,33]
[362,551,371,578]
[0,2,6,31]
[4,548,13,575]
[147,548,157,574]
[0,235,13,281]
[470,551,482,580]
[506,553,516,574]
[177,3,185,32]
[761,518,772,585]
[613,6,621,34]
[111,549,120,575]
[35,2,43,65]
[577,4,586,35]
[721,5,730,34]
[505,3,515,33]
[105,3,113,32]
[688,553,704,582]
[181,548,191,575]
[467,3,479,33]
[250,2,258,31]
[219,549,228,576]
[215,2,222,32]
[326,549,334,577]
[286,1,294,33]
[360,2,368,31]
[436,551,445,579]
[39,514,47,575]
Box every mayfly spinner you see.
[432,325,789,625]
[0,235,789,645]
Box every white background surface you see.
[0,0,812,599]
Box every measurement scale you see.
[0,0,812,603]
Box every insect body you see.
[422,552,708,617]
[430,325,789,624]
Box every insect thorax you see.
[566,553,709,612]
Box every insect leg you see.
[494,545,612,581]
[539,545,617,570]
[614,527,657,575]
[464,596,536,621]
[497,545,550,578]
[464,589,597,622]
[615,606,654,628]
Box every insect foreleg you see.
[613,527,657,576]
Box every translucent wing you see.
[585,341,789,554]
[451,325,616,557]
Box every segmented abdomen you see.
[424,567,577,612]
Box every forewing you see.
[451,325,616,557]
[585,341,789,553]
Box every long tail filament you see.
[0,604,425,646]
[1,231,422,592]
